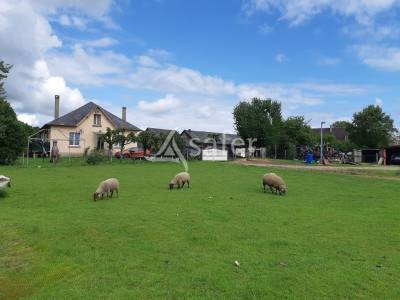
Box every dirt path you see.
[234,159,400,181]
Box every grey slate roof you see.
[43,102,141,131]
[181,129,240,145]
[146,127,177,136]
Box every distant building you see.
[41,96,141,156]
[180,129,243,159]
[312,127,349,141]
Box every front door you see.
[97,136,104,150]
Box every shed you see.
[202,149,228,161]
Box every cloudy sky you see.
[1,0,400,132]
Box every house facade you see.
[42,97,141,156]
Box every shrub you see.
[86,151,107,165]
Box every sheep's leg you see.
[116,189,119,198]
[187,180,190,188]
[269,186,274,194]
[110,190,114,198]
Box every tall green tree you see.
[347,105,396,148]
[282,116,314,147]
[331,120,351,130]
[137,130,156,154]
[0,61,25,164]
[233,98,283,148]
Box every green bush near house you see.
[86,151,107,165]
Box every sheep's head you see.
[279,185,287,195]
[93,192,100,201]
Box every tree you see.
[0,62,25,165]
[347,105,396,148]
[0,61,12,96]
[114,129,137,160]
[282,116,314,147]
[137,130,156,154]
[233,98,283,149]
[331,120,351,130]
[100,128,118,161]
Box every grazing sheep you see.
[0,175,11,188]
[262,173,287,195]
[170,172,190,190]
[93,178,119,201]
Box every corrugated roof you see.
[43,102,141,131]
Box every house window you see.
[94,114,101,126]
[69,132,80,146]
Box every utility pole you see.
[320,121,326,164]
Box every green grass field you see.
[1,161,399,299]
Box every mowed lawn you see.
[0,161,399,299]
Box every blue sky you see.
[1,0,400,132]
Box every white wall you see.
[202,148,228,161]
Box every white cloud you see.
[0,0,85,126]
[17,113,40,126]
[34,0,114,18]
[58,14,88,30]
[84,37,118,48]
[242,0,400,26]
[138,94,181,113]
[275,53,287,63]
[126,64,237,95]
[48,44,132,85]
[354,45,400,71]
[137,55,161,68]
[317,57,342,66]
[146,48,173,60]
[237,83,323,107]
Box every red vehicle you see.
[115,148,151,159]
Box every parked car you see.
[390,153,400,165]
[115,147,151,159]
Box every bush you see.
[86,151,107,165]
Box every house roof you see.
[146,127,177,136]
[181,129,240,145]
[43,102,141,131]
[312,127,348,141]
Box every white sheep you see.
[0,175,11,188]
[93,178,119,201]
[170,172,190,190]
[262,173,287,195]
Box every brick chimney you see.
[122,107,127,121]
[54,95,60,119]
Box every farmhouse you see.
[41,96,141,156]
